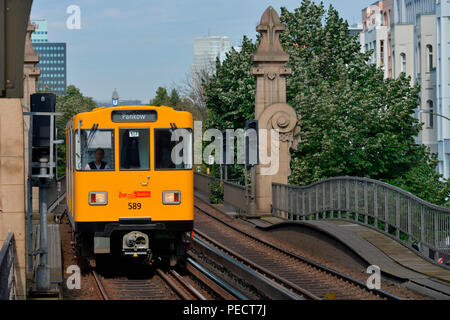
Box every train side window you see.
[119,129,150,171]
[75,129,115,171]
[155,129,193,170]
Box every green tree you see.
[151,87,170,106]
[150,86,207,121]
[56,85,96,176]
[204,37,257,131]
[202,0,450,205]
[169,88,181,107]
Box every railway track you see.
[194,197,402,300]
[90,258,241,300]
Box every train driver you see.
[85,148,110,170]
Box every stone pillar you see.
[251,7,300,214]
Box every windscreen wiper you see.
[86,123,99,148]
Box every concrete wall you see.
[0,99,26,300]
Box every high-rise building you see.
[31,20,67,95]
[31,19,48,43]
[32,43,67,95]
[192,36,231,76]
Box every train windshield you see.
[75,129,115,171]
[155,129,193,170]
[119,129,150,170]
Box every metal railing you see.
[272,177,450,265]
[48,176,66,212]
[0,233,15,300]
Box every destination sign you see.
[111,110,157,123]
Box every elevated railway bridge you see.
[1,172,449,300]
[0,1,449,301]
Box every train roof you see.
[72,105,192,118]
[67,105,193,129]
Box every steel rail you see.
[194,228,321,300]
[91,269,109,300]
[186,257,246,300]
[194,199,403,300]
[156,268,195,300]
[169,269,207,300]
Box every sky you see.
[30,0,372,103]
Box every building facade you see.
[349,23,364,39]
[436,0,450,178]
[361,0,393,78]
[361,0,450,178]
[32,43,67,94]
[31,20,67,95]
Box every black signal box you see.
[31,93,56,148]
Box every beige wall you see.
[0,21,38,301]
[416,14,438,154]
[391,24,415,82]
[22,22,41,215]
[0,99,26,300]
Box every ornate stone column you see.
[22,20,41,113]
[251,7,300,214]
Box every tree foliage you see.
[204,37,257,131]
[202,0,450,205]
[55,85,96,176]
[150,86,207,121]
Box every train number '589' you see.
[128,203,142,210]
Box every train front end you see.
[66,106,194,266]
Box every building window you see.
[380,40,385,67]
[400,53,406,73]
[392,51,395,74]
[417,42,421,72]
[119,129,150,171]
[428,100,434,128]
[427,45,433,71]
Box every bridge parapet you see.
[272,177,450,266]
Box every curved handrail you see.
[275,176,450,213]
[272,177,450,266]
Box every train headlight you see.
[162,191,181,205]
[89,191,108,205]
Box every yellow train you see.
[65,105,194,266]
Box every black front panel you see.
[75,220,194,235]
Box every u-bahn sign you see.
[0,0,33,98]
